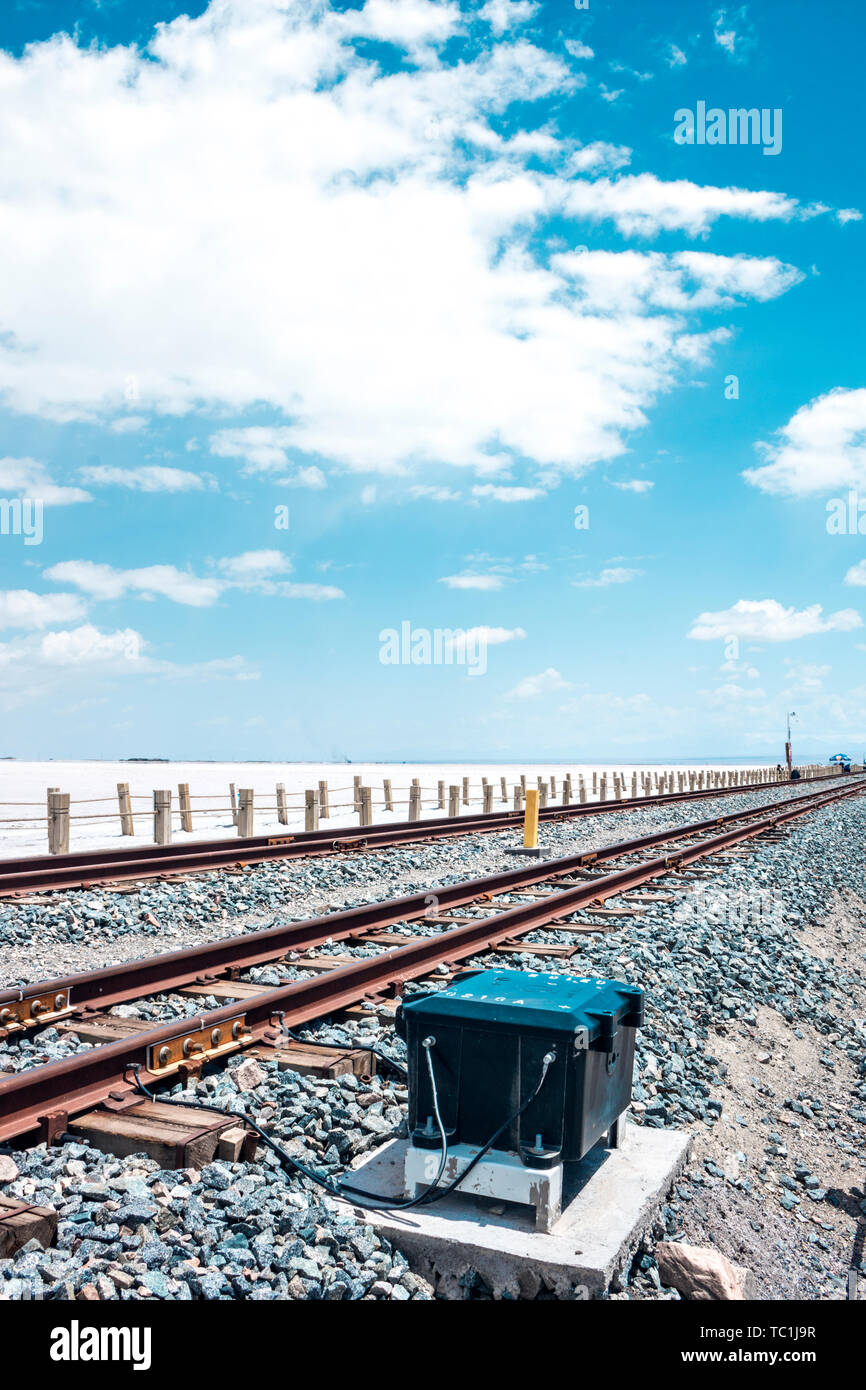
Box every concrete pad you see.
[340,1122,691,1300]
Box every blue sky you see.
[0,0,864,761]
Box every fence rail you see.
[0,765,834,855]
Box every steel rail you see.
[0,779,856,1022]
[0,776,862,1144]
[0,771,849,898]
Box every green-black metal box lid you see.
[400,967,644,1040]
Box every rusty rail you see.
[0,779,855,1024]
[0,776,861,1145]
[0,771,849,898]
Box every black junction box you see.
[396,968,644,1167]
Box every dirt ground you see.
[659,887,866,1300]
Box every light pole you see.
[785,711,797,775]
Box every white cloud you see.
[40,624,144,666]
[845,560,866,586]
[472,484,545,502]
[45,551,343,606]
[447,624,526,653]
[666,44,687,67]
[721,659,760,678]
[217,550,291,584]
[713,7,753,61]
[0,1,823,493]
[837,208,862,225]
[564,39,594,60]
[210,428,295,473]
[609,478,654,493]
[784,662,831,692]
[345,0,462,50]
[564,176,806,238]
[744,388,866,496]
[507,666,570,698]
[480,0,538,37]
[700,681,767,704]
[409,485,462,502]
[292,466,327,489]
[44,560,223,608]
[277,582,344,600]
[688,598,863,642]
[0,590,88,630]
[569,141,630,173]
[0,625,258,707]
[555,248,801,313]
[0,457,90,505]
[574,566,643,588]
[108,416,148,434]
[439,572,504,590]
[209,430,326,487]
[80,464,206,493]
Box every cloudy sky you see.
[0,0,863,760]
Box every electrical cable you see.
[129,1035,445,1214]
[128,1041,553,1215]
[282,1026,407,1079]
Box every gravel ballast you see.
[0,784,864,1301]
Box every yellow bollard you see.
[523,787,540,849]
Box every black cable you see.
[129,1042,553,1215]
[128,1037,446,1215]
[414,1049,555,1204]
[283,1026,407,1079]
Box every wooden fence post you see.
[579,776,587,804]
[229,783,238,827]
[448,785,460,816]
[462,776,470,806]
[276,783,288,824]
[437,779,445,809]
[154,789,172,845]
[353,775,362,811]
[513,784,522,811]
[549,775,556,798]
[383,779,394,812]
[178,783,193,833]
[318,780,329,818]
[117,782,134,836]
[237,789,254,838]
[500,776,507,803]
[409,785,421,821]
[47,790,70,854]
[360,786,373,827]
[305,789,319,832]
[483,783,493,813]
[563,774,572,805]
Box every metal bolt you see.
[158,1046,171,1065]
[211,1028,223,1046]
[182,1038,203,1058]
[54,994,66,1011]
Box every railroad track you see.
[1,775,862,1150]
[0,770,850,899]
